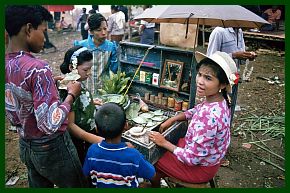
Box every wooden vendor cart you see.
[119,42,198,164]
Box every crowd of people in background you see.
[242,5,283,31]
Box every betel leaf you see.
[132,116,148,124]
[153,109,164,116]
[125,102,140,120]
[97,89,107,95]
[102,94,124,104]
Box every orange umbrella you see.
[43,5,74,12]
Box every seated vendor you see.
[60,17,73,30]
[261,6,282,31]
[149,51,238,187]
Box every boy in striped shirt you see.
[83,103,155,188]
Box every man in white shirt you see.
[107,5,126,44]
[207,27,256,121]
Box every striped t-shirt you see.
[83,141,155,188]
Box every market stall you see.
[119,42,196,163]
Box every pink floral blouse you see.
[173,99,231,166]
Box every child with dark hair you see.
[149,51,238,187]
[59,46,104,165]
[5,5,87,187]
[74,13,118,97]
[83,103,156,188]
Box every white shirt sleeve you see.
[206,28,223,57]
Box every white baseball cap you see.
[195,51,238,93]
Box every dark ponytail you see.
[221,88,231,108]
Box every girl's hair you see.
[60,46,93,74]
[95,103,126,139]
[88,13,107,31]
[196,58,231,107]
[5,5,52,37]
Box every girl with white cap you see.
[149,51,238,187]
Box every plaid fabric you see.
[88,49,111,97]
[74,38,118,98]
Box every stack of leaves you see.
[101,94,130,110]
[126,103,140,121]
[98,70,130,95]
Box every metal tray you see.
[122,121,188,164]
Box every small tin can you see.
[150,95,155,103]
[174,99,183,111]
[154,96,159,104]
[167,97,175,108]
[162,97,168,106]
[182,101,189,111]
[144,93,150,101]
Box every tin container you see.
[144,93,150,101]
[158,92,163,99]
[154,96,159,104]
[150,95,155,103]
[162,97,168,106]
[174,99,183,111]
[167,97,175,108]
[182,101,189,111]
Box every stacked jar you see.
[174,98,183,111]
[182,100,189,111]
[167,97,175,108]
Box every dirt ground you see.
[5,30,285,188]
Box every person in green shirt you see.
[59,46,103,164]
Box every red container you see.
[174,100,182,111]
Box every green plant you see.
[98,70,130,95]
